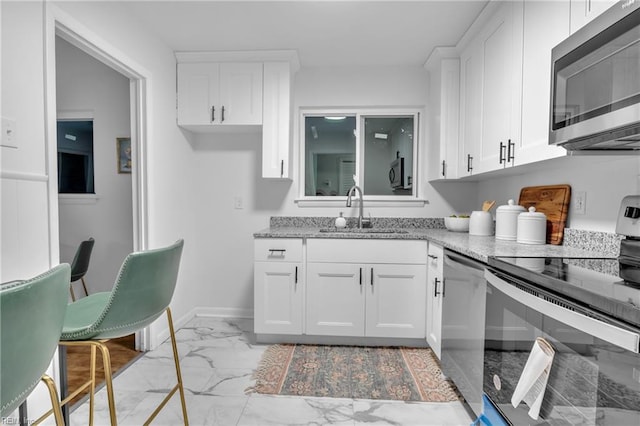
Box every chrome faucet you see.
[346,185,370,228]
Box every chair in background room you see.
[58,239,188,426]
[1,264,71,425]
[69,237,95,301]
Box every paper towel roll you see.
[511,337,555,420]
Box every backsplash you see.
[270,217,446,229]
[563,228,623,257]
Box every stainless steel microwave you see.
[549,0,640,151]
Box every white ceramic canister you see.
[495,199,526,241]
[516,207,547,244]
[469,211,494,236]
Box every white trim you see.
[44,3,151,357]
[58,194,99,205]
[175,50,300,72]
[0,171,48,182]
[57,110,94,120]
[295,198,426,208]
[298,107,423,204]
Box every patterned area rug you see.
[248,344,460,402]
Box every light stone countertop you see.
[253,226,612,263]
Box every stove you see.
[488,256,640,329]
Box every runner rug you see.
[248,344,460,402]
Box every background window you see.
[302,110,418,199]
[57,120,95,194]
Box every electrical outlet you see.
[574,191,586,215]
[234,196,244,210]
[1,117,17,148]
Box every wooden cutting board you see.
[518,184,571,245]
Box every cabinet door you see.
[306,262,365,336]
[570,0,618,34]
[177,63,219,126]
[426,244,444,359]
[517,0,568,165]
[218,63,263,125]
[476,0,523,174]
[365,264,427,338]
[262,62,291,179]
[254,261,303,335]
[458,42,482,177]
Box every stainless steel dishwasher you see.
[441,249,487,417]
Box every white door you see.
[177,62,219,125]
[477,1,523,173]
[254,262,303,335]
[458,41,482,177]
[306,262,365,336]
[365,264,427,338]
[426,244,444,359]
[218,62,263,125]
[517,0,569,165]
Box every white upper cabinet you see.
[475,0,523,174]
[262,62,293,179]
[176,51,299,179]
[177,62,263,130]
[425,48,460,180]
[517,0,570,164]
[570,0,618,34]
[454,0,575,178]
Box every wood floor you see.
[65,334,141,407]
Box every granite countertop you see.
[254,217,615,264]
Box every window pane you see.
[304,116,357,196]
[57,120,95,193]
[363,116,414,195]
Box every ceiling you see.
[120,0,489,68]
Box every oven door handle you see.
[485,269,640,353]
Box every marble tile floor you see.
[66,317,474,426]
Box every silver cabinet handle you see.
[441,160,446,178]
[268,249,286,256]
[507,139,515,163]
[295,266,298,284]
[428,254,438,260]
[211,106,215,122]
[499,142,506,164]
[281,160,284,178]
[434,277,441,297]
[467,154,473,173]
[221,106,225,122]
[370,267,374,287]
[359,268,363,287]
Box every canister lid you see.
[497,199,526,212]
[519,206,546,219]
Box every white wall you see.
[49,1,200,345]
[476,155,640,233]
[56,37,133,294]
[188,65,478,315]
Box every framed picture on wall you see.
[117,137,131,174]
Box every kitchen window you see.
[299,108,420,205]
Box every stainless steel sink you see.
[319,228,409,234]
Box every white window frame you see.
[297,107,424,207]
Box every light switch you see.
[1,117,17,148]
[234,196,244,209]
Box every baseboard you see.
[152,307,254,347]
[193,307,254,319]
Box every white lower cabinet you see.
[426,243,444,359]
[254,239,303,334]
[306,262,365,336]
[306,239,427,339]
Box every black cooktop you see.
[488,256,640,329]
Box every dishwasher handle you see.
[485,269,640,353]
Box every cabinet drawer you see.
[254,238,303,262]
[307,239,427,264]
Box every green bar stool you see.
[58,239,188,426]
[1,264,71,425]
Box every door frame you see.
[43,4,150,348]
